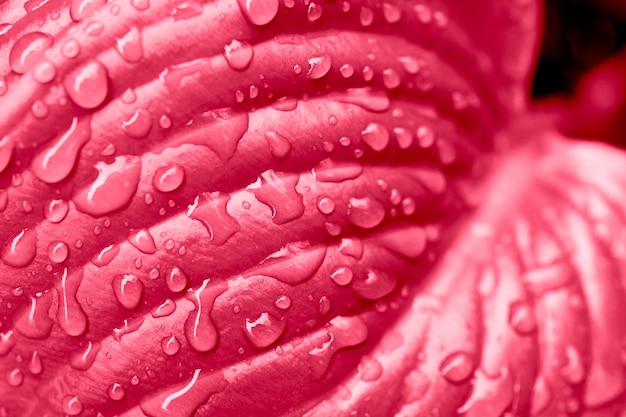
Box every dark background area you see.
[533,0,626,97]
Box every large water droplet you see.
[243,312,286,348]
[359,355,384,381]
[561,345,585,385]
[92,244,120,266]
[271,96,298,111]
[508,300,537,335]
[313,159,363,183]
[308,316,368,379]
[162,335,181,356]
[307,2,322,21]
[184,279,224,352]
[247,170,304,225]
[13,292,54,339]
[73,155,141,217]
[56,268,88,336]
[264,131,292,159]
[254,241,326,285]
[359,6,374,26]
[0,136,13,174]
[338,238,364,259]
[237,0,279,25]
[107,382,126,401]
[2,228,37,268]
[348,197,385,229]
[112,317,145,341]
[331,87,390,112]
[63,59,108,109]
[352,268,396,300]
[70,341,101,370]
[130,0,150,11]
[382,2,401,23]
[62,395,84,416]
[167,267,188,293]
[330,266,353,286]
[382,68,401,89]
[306,55,331,79]
[128,229,157,254]
[47,240,69,263]
[33,60,57,83]
[151,299,177,318]
[274,295,291,309]
[187,192,240,245]
[439,351,476,384]
[361,123,390,151]
[9,32,53,74]
[224,39,254,71]
[378,227,427,260]
[31,117,92,184]
[7,369,24,387]
[112,274,144,309]
[416,125,435,148]
[530,376,552,415]
[122,108,152,138]
[70,0,105,21]
[316,196,335,215]
[116,27,143,63]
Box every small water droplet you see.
[274,295,292,310]
[255,241,326,285]
[271,96,298,111]
[70,0,105,21]
[530,376,552,415]
[108,382,126,401]
[244,312,286,349]
[161,335,181,356]
[151,299,177,318]
[91,244,120,267]
[360,6,374,26]
[131,0,149,11]
[62,38,82,58]
[112,274,144,309]
[439,351,476,384]
[128,229,157,254]
[382,68,401,89]
[13,292,54,339]
[393,127,412,149]
[224,39,254,71]
[166,267,188,292]
[84,20,105,36]
[31,100,49,119]
[306,55,331,79]
[316,196,335,215]
[247,170,304,225]
[2,228,37,268]
[331,87,390,112]
[33,61,57,83]
[237,0,279,25]
[29,350,43,374]
[56,268,88,336]
[116,27,143,63]
[398,56,422,74]
[62,395,84,416]
[0,331,16,356]
[264,131,292,158]
[73,155,141,217]
[47,241,69,263]
[159,114,172,129]
[416,125,435,148]
[319,296,331,315]
[121,88,137,104]
[382,2,401,23]
[359,355,384,381]
[414,4,432,24]
[9,32,53,74]
[122,108,152,138]
[433,10,448,29]
[352,268,396,300]
[362,66,374,81]
[348,197,385,229]
[0,137,13,174]
[313,159,363,183]
[339,64,354,78]
[152,163,185,193]
[7,368,24,386]
[112,318,145,341]
[131,375,140,385]
[0,76,7,96]
[508,301,536,335]
[307,2,322,21]
[63,59,108,109]
[31,116,92,184]
[561,345,585,384]
[361,123,390,151]
[330,266,353,286]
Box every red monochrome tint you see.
[0,0,625,416]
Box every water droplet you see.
[352,268,396,300]
[237,0,279,26]
[439,351,476,384]
[13,292,54,339]
[339,64,354,78]
[33,60,57,83]
[127,229,157,254]
[151,299,177,318]
[112,317,145,341]
[223,39,254,71]
[433,10,448,29]
[254,241,327,285]
[530,376,552,415]
[264,131,292,158]
[247,170,304,225]
[47,241,69,263]
[508,300,537,335]
[416,125,435,148]
[62,395,84,416]
[0,331,16,356]
[0,76,7,96]
[382,68,401,89]
[170,0,203,19]
[348,197,385,229]
[362,66,374,81]
[319,295,331,315]
[7,368,24,386]
[29,351,43,374]
[398,56,422,75]
[0,190,8,212]
[359,6,374,26]
[131,375,140,385]
[307,2,322,21]
[361,123,390,151]
[308,316,369,379]
[63,59,108,109]
[31,116,92,183]
[562,345,585,384]
[271,96,298,111]
[243,312,286,349]
[152,163,185,193]
[166,267,188,293]
[122,108,152,138]
[162,335,181,356]
[9,32,53,74]
[112,274,144,309]
[2,228,37,268]
[187,192,241,244]
[0,136,13,174]
[185,279,225,352]
[56,268,88,336]
[330,266,353,286]
[73,155,142,217]
[44,200,69,223]
[105,383,126,401]
[131,0,149,11]
[414,4,432,24]
[159,114,172,129]
[306,55,331,79]
[331,87,389,112]
[522,262,574,296]
[338,238,363,260]
[116,27,143,63]
[392,127,412,149]
[313,159,363,183]
[359,356,384,381]
[31,100,49,119]
[274,295,291,309]
[62,38,81,58]
[70,0,105,21]
[382,2,401,23]
[84,20,105,36]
